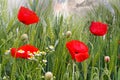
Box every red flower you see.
[66,40,89,62]
[17,6,39,25]
[89,21,108,36]
[10,44,39,59]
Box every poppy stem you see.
[39,64,46,74]
[72,61,75,80]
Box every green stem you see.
[72,61,75,80]
[0,64,1,80]
[11,59,16,80]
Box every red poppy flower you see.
[10,44,39,59]
[17,6,39,25]
[89,21,108,36]
[66,40,89,62]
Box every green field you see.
[0,0,119,80]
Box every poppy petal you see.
[66,41,76,59]
[11,48,24,58]
[10,44,39,59]
[75,52,89,62]
[66,40,89,62]
[18,44,39,54]
[17,6,39,25]
[89,21,108,36]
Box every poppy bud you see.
[104,56,110,62]
[66,31,72,38]
[45,72,53,80]
[21,34,28,42]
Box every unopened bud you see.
[21,34,28,42]
[104,56,110,62]
[45,72,53,80]
[66,31,72,38]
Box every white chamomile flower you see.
[40,51,47,55]
[43,60,47,63]
[48,45,55,51]
[5,50,10,55]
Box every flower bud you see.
[45,72,53,80]
[104,56,110,62]
[21,34,28,42]
[65,31,72,38]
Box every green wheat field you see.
[0,0,119,80]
